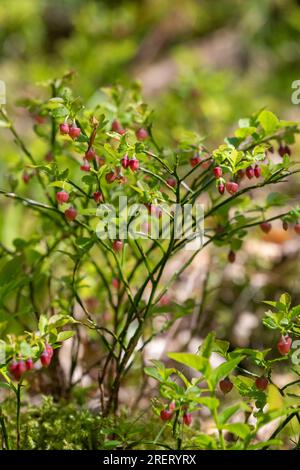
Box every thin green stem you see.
[0,108,54,204]
[0,408,9,450]
[144,150,172,174]
[212,408,225,450]
[16,382,22,450]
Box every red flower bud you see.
[80,160,91,172]
[25,358,34,371]
[254,165,261,178]
[260,222,272,234]
[255,376,268,391]
[22,172,30,184]
[218,183,225,195]
[246,166,254,179]
[282,221,288,231]
[225,181,239,195]
[121,154,129,169]
[85,148,96,161]
[136,127,149,140]
[213,167,222,178]
[277,335,292,355]
[294,223,300,235]
[166,178,176,187]
[111,119,126,135]
[160,409,173,421]
[129,158,139,172]
[56,191,69,204]
[93,191,103,204]
[40,351,51,367]
[219,378,233,394]
[112,240,123,252]
[69,125,81,140]
[105,171,116,183]
[64,207,77,221]
[183,413,192,426]
[190,156,201,167]
[59,123,69,135]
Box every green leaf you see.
[103,143,118,158]
[19,341,32,357]
[0,256,24,285]
[76,134,89,143]
[252,143,270,156]
[78,208,98,216]
[198,396,219,410]
[58,168,69,180]
[192,434,218,449]
[48,314,65,325]
[266,192,289,208]
[262,300,277,308]
[219,403,250,425]
[224,136,242,148]
[81,175,96,185]
[38,314,48,335]
[199,332,215,359]
[279,293,291,310]
[57,331,75,342]
[238,118,250,128]
[262,317,278,330]
[210,356,244,388]
[290,305,300,318]
[248,439,282,450]
[48,314,73,329]
[235,127,257,138]
[13,238,28,250]
[103,440,122,449]
[222,423,251,439]
[130,185,145,195]
[279,318,289,327]
[212,339,230,356]
[231,238,243,251]
[231,375,254,396]
[49,107,68,119]
[49,97,64,103]
[258,110,279,134]
[48,181,73,192]
[229,348,269,361]
[75,237,95,255]
[46,97,65,109]
[168,353,209,374]
[144,366,165,383]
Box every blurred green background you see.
[1,0,300,347]
[1,0,300,139]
